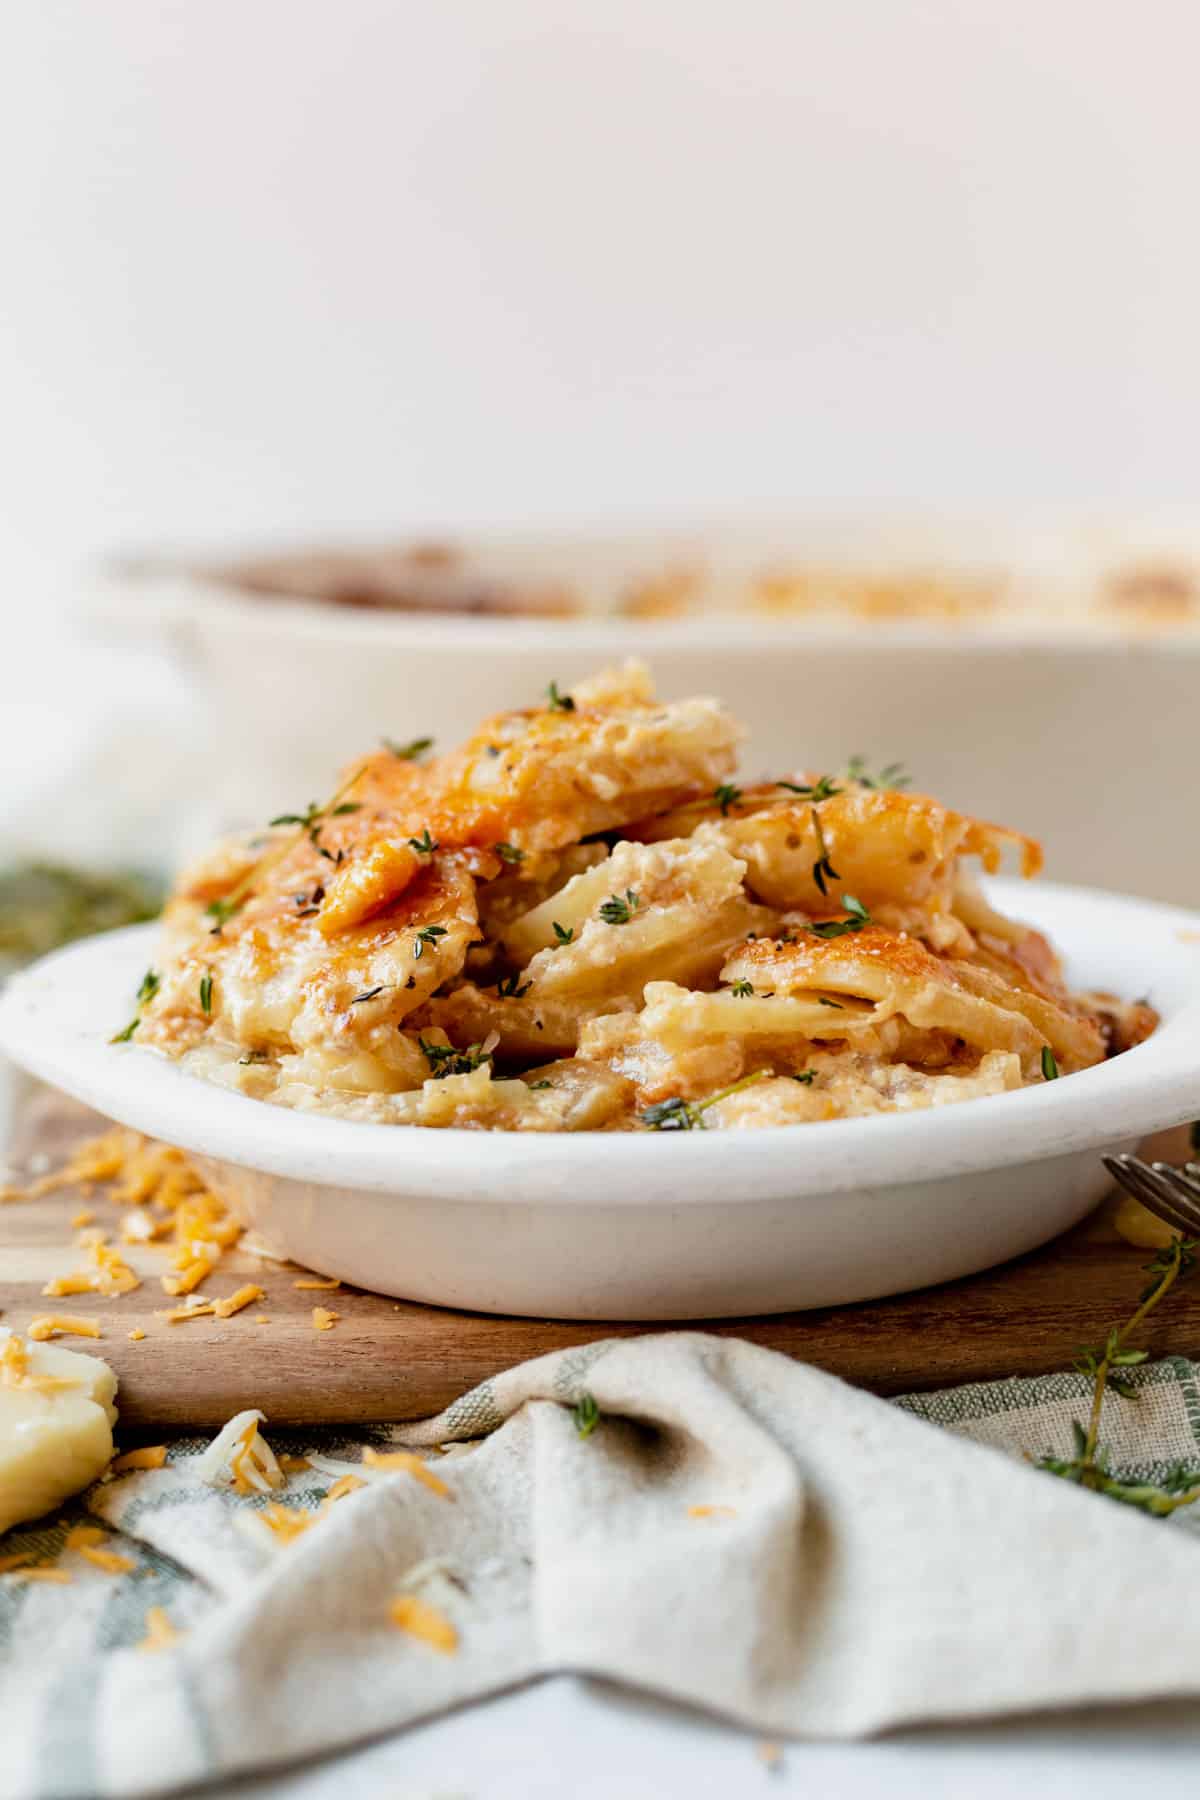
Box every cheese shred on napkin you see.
[6,1333,1200,1799]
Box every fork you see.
[1104,1153,1200,1239]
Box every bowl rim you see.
[1,879,1198,1203]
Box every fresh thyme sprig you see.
[494,843,524,865]
[412,923,448,960]
[205,763,370,934]
[573,1393,601,1438]
[552,921,574,945]
[713,783,743,816]
[598,889,640,925]
[844,756,911,791]
[730,978,754,998]
[546,680,576,713]
[641,1069,770,1131]
[496,972,531,999]
[383,735,433,761]
[271,799,362,850]
[810,806,841,897]
[407,828,438,855]
[110,967,160,1043]
[807,894,871,939]
[778,775,841,802]
[418,1037,494,1079]
[1038,1235,1200,1516]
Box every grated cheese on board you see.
[27,1315,102,1341]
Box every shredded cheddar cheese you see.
[27,1315,102,1342]
[138,1606,180,1651]
[110,1445,167,1473]
[70,1208,95,1229]
[362,1448,454,1500]
[127,1328,146,1342]
[212,1284,264,1319]
[293,1276,341,1290]
[389,1592,459,1653]
[686,1504,738,1520]
[311,1307,339,1332]
[0,1334,31,1386]
[321,1473,367,1505]
[21,1131,248,1317]
[6,1565,73,1584]
[42,1236,141,1300]
[0,1551,34,1574]
[196,1410,283,1495]
[256,1503,314,1545]
[64,1524,135,1575]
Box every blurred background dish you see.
[92,515,1200,902]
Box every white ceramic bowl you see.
[90,517,1200,903]
[2,879,1198,1321]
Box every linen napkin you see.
[5,1334,1200,1800]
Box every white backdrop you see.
[3,0,1200,628]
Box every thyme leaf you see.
[598,889,640,926]
[778,775,841,802]
[546,680,576,713]
[418,1037,493,1079]
[844,756,911,791]
[552,921,574,946]
[1038,1235,1200,1516]
[494,843,524,865]
[807,894,872,939]
[412,924,448,960]
[383,735,433,761]
[573,1392,600,1438]
[641,1069,770,1131]
[713,783,743,816]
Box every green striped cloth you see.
[5,1336,1200,1800]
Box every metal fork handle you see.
[1103,1154,1200,1238]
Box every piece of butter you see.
[0,1328,118,1534]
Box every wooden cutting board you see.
[2,1090,1197,1428]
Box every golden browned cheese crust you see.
[131,662,1152,1129]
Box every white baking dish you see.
[1,879,1197,1321]
[89,516,1200,903]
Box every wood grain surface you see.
[2,1089,1197,1428]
